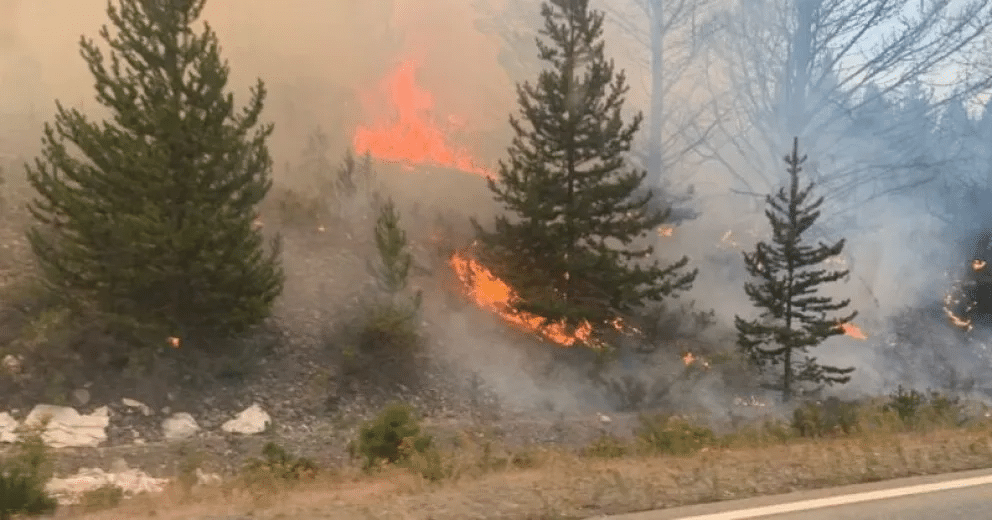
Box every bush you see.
[243,442,319,483]
[635,414,715,456]
[584,434,629,458]
[349,402,433,471]
[78,484,124,513]
[791,397,860,437]
[0,421,57,520]
[358,303,421,353]
[0,467,58,520]
[883,386,963,430]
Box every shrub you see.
[358,303,421,353]
[0,421,57,520]
[884,386,925,425]
[78,484,124,513]
[791,397,860,437]
[349,402,432,470]
[635,414,715,456]
[0,467,58,520]
[584,434,629,458]
[243,442,319,483]
[883,386,963,430]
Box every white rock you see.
[122,398,152,416]
[23,404,110,448]
[161,412,200,440]
[195,468,223,487]
[221,403,271,435]
[45,467,169,505]
[1,354,22,374]
[0,412,18,443]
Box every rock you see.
[45,467,169,505]
[221,403,271,435]
[23,404,110,448]
[72,389,91,406]
[162,413,200,441]
[195,468,223,487]
[1,354,22,374]
[0,412,18,443]
[122,398,152,416]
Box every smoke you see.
[3,0,988,421]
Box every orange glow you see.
[682,352,696,365]
[449,252,593,347]
[838,322,867,340]
[657,226,675,237]
[167,337,181,349]
[354,60,493,177]
[973,259,987,271]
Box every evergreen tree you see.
[735,137,856,402]
[471,0,696,349]
[25,0,283,347]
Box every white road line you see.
[674,474,992,519]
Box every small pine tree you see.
[735,137,856,402]
[25,0,283,347]
[471,0,696,349]
[369,198,421,309]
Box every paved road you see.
[592,467,992,520]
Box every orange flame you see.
[449,252,592,346]
[354,60,493,177]
[973,259,987,271]
[838,322,867,340]
[657,226,675,237]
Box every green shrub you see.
[0,421,57,520]
[349,402,432,470]
[0,467,58,520]
[358,303,421,352]
[583,434,629,458]
[791,397,860,437]
[884,386,925,425]
[635,414,715,456]
[243,442,319,483]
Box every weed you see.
[0,420,57,520]
[884,386,925,426]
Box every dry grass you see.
[54,412,992,520]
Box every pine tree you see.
[471,0,696,349]
[735,137,856,402]
[25,0,283,348]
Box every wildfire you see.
[449,252,593,346]
[838,322,867,340]
[973,259,987,271]
[657,226,675,237]
[353,60,493,177]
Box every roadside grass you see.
[55,396,992,520]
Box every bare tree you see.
[699,0,992,224]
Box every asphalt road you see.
[592,467,992,520]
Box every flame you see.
[838,322,867,340]
[657,226,675,237]
[167,337,181,349]
[354,60,493,177]
[449,252,593,346]
[973,259,987,271]
[682,352,696,365]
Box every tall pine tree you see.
[26,0,283,348]
[472,0,696,349]
[735,137,855,401]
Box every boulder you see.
[161,412,200,440]
[23,404,110,448]
[0,412,18,443]
[221,403,271,435]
